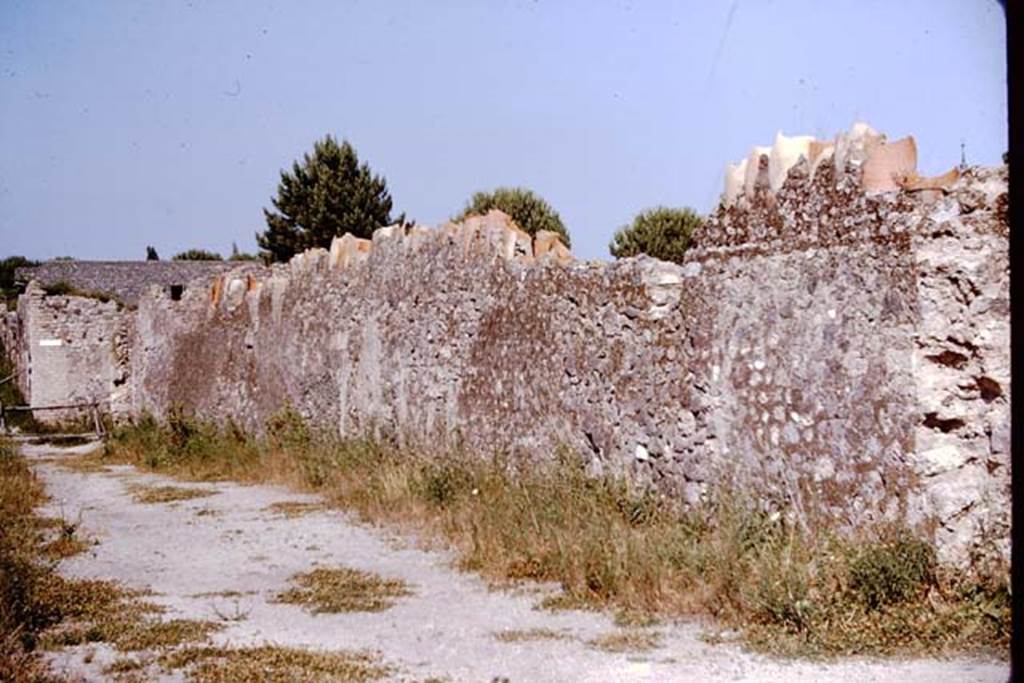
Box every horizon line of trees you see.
[9,134,707,270]
[254,133,703,265]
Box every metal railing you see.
[0,399,107,438]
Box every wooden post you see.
[92,403,102,438]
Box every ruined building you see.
[1,124,1009,567]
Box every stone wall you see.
[15,260,241,307]
[4,128,1009,566]
[9,283,132,420]
[116,160,1008,566]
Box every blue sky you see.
[0,1,1007,261]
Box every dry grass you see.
[103,656,147,675]
[35,514,94,560]
[1,438,63,682]
[274,567,413,613]
[0,437,223,682]
[492,627,572,643]
[55,456,112,474]
[264,500,327,518]
[36,576,221,652]
[587,629,663,653]
[40,534,92,560]
[128,484,216,504]
[99,411,1012,659]
[159,645,390,682]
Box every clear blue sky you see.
[0,1,1007,261]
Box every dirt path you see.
[27,442,1007,683]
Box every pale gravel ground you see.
[26,442,1008,683]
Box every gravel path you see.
[27,442,1008,683]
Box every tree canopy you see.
[146,246,160,261]
[172,249,223,261]
[257,135,400,263]
[454,187,570,247]
[608,207,702,265]
[0,255,39,307]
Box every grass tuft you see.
[274,567,413,613]
[587,630,663,653]
[159,645,390,682]
[128,484,216,504]
[263,500,327,518]
[493,628,572,643]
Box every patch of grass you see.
[40,534,92,560]
[613,609,661,628]
[104,656,147,675]
[159,645,390,682]
[35,514,93,560]
[274,567,412,613]
[264,500,327,517]
[587,630,663,653]
[1,438,59,679]
[492,627,572,643]
[101,411,1012,659]
[128,484,215,504]
[56,456,112,474]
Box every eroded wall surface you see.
[14,284,132,418]
[119,161,1009,565]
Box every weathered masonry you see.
[1,261,237,417]
[2,124,1009,567]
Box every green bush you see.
[172,249,222,261]
[454,187,570,247]
[849,532,936,609]
[609,206,702,264]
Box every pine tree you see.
[609,207,702,265]
[455,187,571,247]
[257,136,400,263]
[146,246,160,261]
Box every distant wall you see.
[15,260,241,307]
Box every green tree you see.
[257,135,400,263]
[608,207,702,265]
[454,187,571,247]
[172,249,223,261]
[0,256,39,308]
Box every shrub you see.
[172,249,222,261]
[454,187,570,247]
[609,206,702,264]
[848,532,936,609]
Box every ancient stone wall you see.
[118,160,1007,565]
[5,125,1009,565]
[13,283,132,419]
[14,260,240,307]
